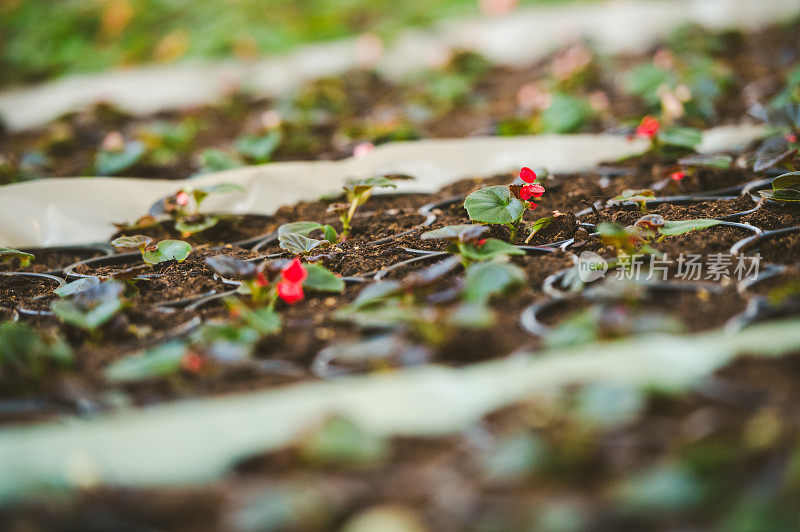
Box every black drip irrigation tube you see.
[730,225,800,257]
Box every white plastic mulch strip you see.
[0,125,763,248]
[1,0,797,131]
[1,318,799,502]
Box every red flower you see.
[181,351,206,374]
[477,238,487,247]
[787,133,798,144]
[528,203,538,211]
[636,116,660,139]
[519,166,537,183]
[670,171,685,181]
[176,190,190,206]
[277,280,304,304]
[520,183,545,200]
[281,258,308,283]
[256,271,269,287]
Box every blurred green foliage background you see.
[0,0,572,87]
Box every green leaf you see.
[624,64,672,105]
[0,321,72,372]
[421,224,488,242]
[174,214,219,236]
[95,141,146,176]
[242,308,282,336]
[659,127,702,150]
[344,176,398,197]
[525,217,554,243]
[141,240,191,264]
[277,221,323,236]
[659,219,721,236]
[300,416,386,466]
[677,154,732,169]
[771,171,800,191]
[235,130,282,163]
[464,186,526,225]
[350,281,401,309]
[0,247,34,267]
[51,298,123,331]
[539,92,594,134]
[460,239,525,262]
[762,172,800,203]
[197,149,242,174]
[322,225,338,244]
[198,183,246,195]
[303,264,345,293]
[53,277,100,298]
[447,302,495,329]
[463,261,526,303]
[104,341,188,383]
[111,235,152,250]
[278,233,329,255]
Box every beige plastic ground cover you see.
[0,0,797,131]
[1,318,799,502]
[0,125,763,248]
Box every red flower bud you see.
[670,171,685,181]
[277,280,304,304]
[281,258,308,283]
[636,115,660,139]
[519,166,537,183]
[256,271,269,287]
[176,190,190,206]
[519,183,545,200]
[787,133,798,144]
[528,202,538,211]
[477,238,487,247]
[181,351,205,374]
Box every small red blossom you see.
[787,133,798,144]
[519,183,545,200]
[477,238,487,247]
[281,258,308,283]
[636,115,660,139]
[176,190,190,206]
[256,271,269,287]
[181,351,206,374]
[353,141,375,158]
[528,203,538,211]
[670,171,686,181]
[519,167,537,183]
[277,280,304,304]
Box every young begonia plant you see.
[327,176,400,240]
[463,166,546,241]
[163,183,245,237]
[633,115,702,153]
[0,247,34,268]
[51,279,125,334]
[749,103,800,172]
[420,224,524,266]
[277,221,338,255]
[206,255,344,308]
[0,321,72,385]
[758,171,800,204]
[111,235,192,265]
[652,154,732,192]
[598,215,721,257]
[334,258,524,344]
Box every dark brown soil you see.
[0,274,60,311]
[0,247,108,274]
[112,214,275,247]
